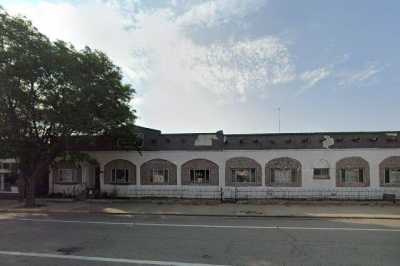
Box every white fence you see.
[102,186,400,200]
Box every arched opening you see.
[225,157,262,186]
[181,159,219,185]
[336,157,370,187]
[265,157,302,187]
[104,159,136,185]
[379,156,400,187]
[140,159,177,185]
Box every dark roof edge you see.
[224,131,400,137]
[162,132,220,136]
[143,125,400,136]
[135,125,161,133]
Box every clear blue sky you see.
[1,0,399,133]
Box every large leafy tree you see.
[0,8,136,206]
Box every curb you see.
[1,209,400,220]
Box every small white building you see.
[49,126,400,200]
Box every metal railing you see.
[101,186,400,201]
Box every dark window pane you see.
[190,169,194,179]
[385,168,390,183]
[291,169,297,183]
[359,169,364,183]
[164,169,169,180]
[250,168,256,182]
[190,169,210,184]
[321,168,329,176]
[271,169,275,183]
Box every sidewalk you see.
[0,198,400,219]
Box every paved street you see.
[0,213,399,266]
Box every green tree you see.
[0,8,136,206]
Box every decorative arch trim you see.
[313,159,330,169]
[225,157,262,186]
[265,157,302,187]
[140,159,177,185]
[336,157,370,187]
[181,159,219,186]
[379,156,400,187]
[104,159,136,185]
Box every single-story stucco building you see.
[47,126,400,200]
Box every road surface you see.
[0,212,399,265]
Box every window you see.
[3,173,17,191]
[341,168,364,184]
[111,168,129,184]
[271,168,296,184]
[190,169,210,184]
[313,168,330,179]
[152,168,169,184]
[2,163,10,170]
[384,168,400,185]
[58,168,75,183]
[135,133,144,147]
[231,168,256,183]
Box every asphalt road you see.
[0,212,399,266]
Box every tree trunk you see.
[20,144,63,208]
[24,177,36,207]
[23,151,61,207]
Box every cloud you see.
[300,67,331,89]
[193,37,296,101]
[1,0,326,132]
[176,0,267,28]
[125,5,294,128]
[337,63,383,88]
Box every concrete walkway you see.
[0,198,399,219]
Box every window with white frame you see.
[384,168,400,185]
[341,168,364,184]
[313,168,330,179]
[231,168,256,183]
[271,168,297,184]
[58,168,76,183]
[111,168,129,184]
[190,169,210,184]
[152,168,169,184]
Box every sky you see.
[1,0,399,133]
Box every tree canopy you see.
[0,8,136,205]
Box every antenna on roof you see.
[276,107,281,133]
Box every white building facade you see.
[48,127,400,200]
